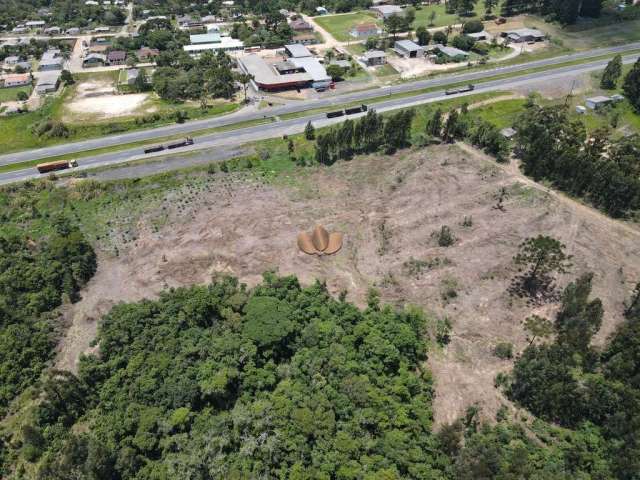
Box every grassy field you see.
[314,11,381,42]
[412,3,487,28]
[374,63,399,77]
[472,98,527,129]
[0,85,32,103]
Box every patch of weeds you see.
[377,219,392,256]
[461,215,473,227]
[441,275,460,303]
[433,225,456,247]
[403,256,451,279]
[494,372,510,389]
[379,271,398,288]
[435,316,452,347]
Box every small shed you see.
[500,127,517,139]
[586,96,612,110]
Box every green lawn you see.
[472,99,527,129]
[412,3,488,29]
[0,85,32,103]
[314,11,381,42]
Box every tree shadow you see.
[508,273,561,306]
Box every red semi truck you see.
[36,160,78,174]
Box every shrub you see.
[16,91,29,101]
[462,19,484,33]
[435,225,456,247]
[494,342,514,359]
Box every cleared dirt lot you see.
[63,77,154,120]
[57,144,640,425]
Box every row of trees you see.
[501,0,606,24]
[315,109,415,165]
[424,105,510,159]
[514,99,640,217]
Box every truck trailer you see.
[36,160,78,174]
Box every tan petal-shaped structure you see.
[298,232,318,255]
[311,225,330,252]
[324,232,343,255]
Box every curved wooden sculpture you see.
[298,225,343,256]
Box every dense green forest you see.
[2,271,639,479]
[0,0,126,29]
[0,216,96,416]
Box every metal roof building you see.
[284,44,312,58]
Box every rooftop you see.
[395,39,422,51]
[372,5,403,14]
[436,45,469,57]
[363,49,386,58]
[284,43,312,58]
[190,33,221,44]
[505,28,545,37]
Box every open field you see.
[412,3,487,28]
[0,85,32,103]
[313,11,381,42]
[39,130,640,425]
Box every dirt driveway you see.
[56,143,640,425]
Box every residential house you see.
[394,39,423,58]
[44,26,61,35]
[289,18,313,33]
[371,5,403,19]
[25,20,46,28]
[3,56,20,66]
[291,33,317,45]
[362,49,386,66]
[501,28,545,43]
[350,23,380,38]
[65,27,81,35]
[107,50,126,65]
[137,46,159,62]
[36,70,60,94]
[15,61,32,71]
[93,26,111,33]
[83,53,106,68]
[1,73,31,88]
[467,31,492,42]
[331,59,351,69]
[39,49,63,71]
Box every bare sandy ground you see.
[64,78,153,119]
[56,143,640,426]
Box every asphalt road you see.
[1,49,639,185]
[2,41,640,168]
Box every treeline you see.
[501,0,606,23]
[111,18,189,53]
[230,11,293,48]
[514,102,640,218]
[0,217,96,416]
[424,104,510,160]
[505,273,640,479]
[152,50,236,102]
[315,109,415,165]
[0,0,127,29]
